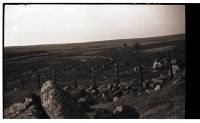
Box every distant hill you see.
[4,34,185,59]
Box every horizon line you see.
[4,33,185,48]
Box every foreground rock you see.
[94,109,115,119]
[4,93,48,119]
[40,81,88,119]
[114,105,140,119]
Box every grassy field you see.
[3,34,185,118]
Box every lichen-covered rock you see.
[4,93,48,119]
[40,81,88,119]
[113,105,139,119]
[94,109,115,119]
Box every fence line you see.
[4,51,176,92]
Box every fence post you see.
[73,65,78,88]
[168,51,174,79]
[37,72,41,88]
[138,58,144,87]
[54,69,57,83]
[114,62,120,84]
[21,75,25,90]
[92,66,97,88]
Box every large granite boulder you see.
[4,93,48,119]
[40,81,88,119]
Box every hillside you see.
[3,34,185,119]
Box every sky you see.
[4,5,185,47]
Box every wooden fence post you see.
[168,51,174,79]
[37,72,41,88]
[92,66,97,88]
[21,75,25,90]
[73,65,78,88]
[54,69,57,84]
[114,62,120,84]
[138,58,144,87]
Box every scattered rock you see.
[145,89,151,94]
[158,74,169,81]
[4,93,48,119]
[168,65,181,77]
[153,58,162,69]
[154,85,161,91]
[152,78,164,84]
[137,92,143,96]
[94,109,115,119]
[62,85,69,92]
[113,105,139,119]
[113,97,119,102]
[172,65,181,75]
[78,97,91,112]
[171,59,177,65]
[40,81,88,119]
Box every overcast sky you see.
[4,5,185,47]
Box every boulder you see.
[40,81,88,119]
[94,109,115,119]
[4,93,48,119]
[113,105,139,119]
